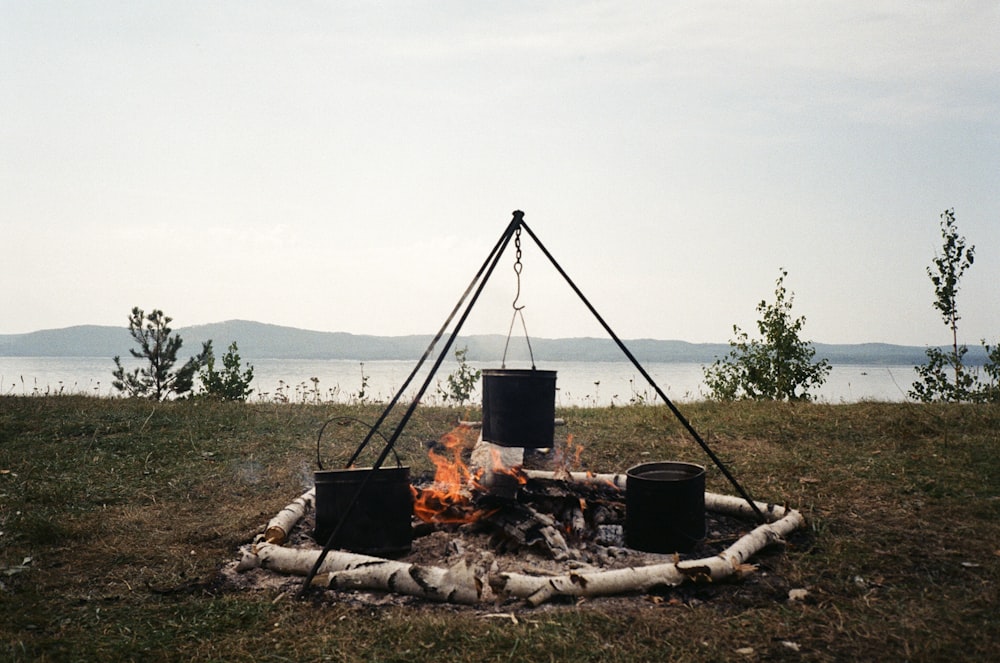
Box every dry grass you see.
[1,396,998,661]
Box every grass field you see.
[1,396,998,661]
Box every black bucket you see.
[481,368,557,448]
[625,461,706,553]
[313,466,414,557]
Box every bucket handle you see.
[315,417,402,470]
[501,226,537,369]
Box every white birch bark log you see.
[322,558,481,604]
[704,492,793,521]
[523,469,628,490]
[470,437,523,473]
[264,487,316,545]
[237,542,482,604]
[490,507,805,605]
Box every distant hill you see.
[0,319,986,365]
[0,325,134,358]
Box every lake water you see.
[0,356,917,405]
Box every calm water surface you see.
[1,357,917,405]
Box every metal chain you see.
[512,227,524,311]
[503,226,536,368]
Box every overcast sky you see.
[3,1,998,347]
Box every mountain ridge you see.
[0,319,986,365]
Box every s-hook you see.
[502,226,536,368]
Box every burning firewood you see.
[470,439,523,477]
[478,500,576,561]
[561,500,587,538]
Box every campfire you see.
[233,422,805,607]
[410,425,620,562]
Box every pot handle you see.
[315,417,403,470]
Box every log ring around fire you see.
[235,471,806,607]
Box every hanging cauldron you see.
[625,461,706,554]
[313,466,414,557]
[481,368,557,448]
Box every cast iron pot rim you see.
[625,460,706,481]
[481,368,558,377]
[314,465,410,477]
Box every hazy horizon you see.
[0,309,995,349]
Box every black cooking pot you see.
[625,461,706,554]
[313,466,413,557]
[481,368,557,448]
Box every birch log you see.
[490,506,805,605]
[523,469,628,489]
[264,487,316,544]
[704,492,793,521]
[322,558,481,604]
[238,542,482,604]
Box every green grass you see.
[1,396,998,661]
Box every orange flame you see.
[551,433,586,475]
[411,425,537,523]
[412,426,487,524]
[570,435,584,466]
[482,448,528,488]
